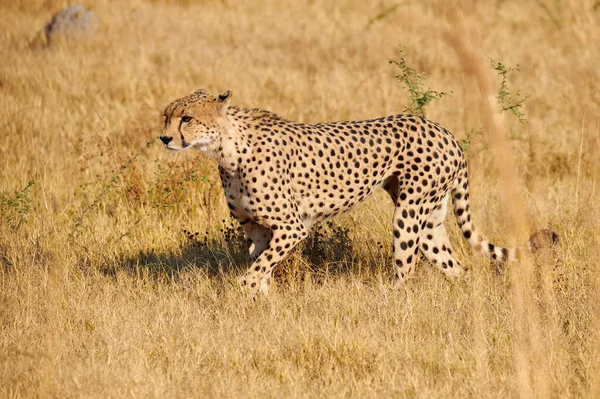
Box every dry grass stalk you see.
[443,12,550,398]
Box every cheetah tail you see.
[450,172,558,263]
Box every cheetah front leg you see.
[238,223,308,296]
[240,220,272,260]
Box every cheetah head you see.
[160,89,232,152]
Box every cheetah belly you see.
[293,176,384,229]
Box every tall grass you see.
[1,0,599,397]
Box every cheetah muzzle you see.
[160,88,558,296]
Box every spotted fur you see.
[160,89,554,296]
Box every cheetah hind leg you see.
[391,205,426,290]
[419,195,468,281]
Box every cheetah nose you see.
[160,136,173,145]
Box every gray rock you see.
[44,4,99,44]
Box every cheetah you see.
[160,89,556,296]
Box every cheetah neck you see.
[198,109,254,175]
[205,106,285,174]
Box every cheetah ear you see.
[218,90,232,102]
[217,90,232,116]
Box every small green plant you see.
[366,3,401,29]
[147,163,172,209]
[70,138,158,233]
[491,60,529,123]
[389,47,451,117]
[0,179,36,231]
[301,221,353,267]
[148,163,208,210]
[459,126,485,159]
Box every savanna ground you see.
[1,0,600,397]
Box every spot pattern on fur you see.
[160,89,557,296]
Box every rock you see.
[44,4,100,45]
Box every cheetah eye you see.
[181,115,193,123]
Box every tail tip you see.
[528,228,559,252]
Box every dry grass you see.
[1,0,599,397]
